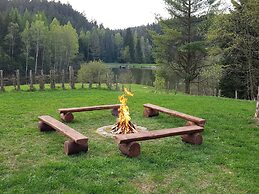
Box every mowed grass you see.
[0,84,258,193]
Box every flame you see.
[118,88,134,134]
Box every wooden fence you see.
[0,66,76,91]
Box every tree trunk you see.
[185,79,191,94]
[25,48,29,84]
[255,87,259,119]
[16,70,20,91]
[61,69,65,90]
[29,70,34,91]
[35,42,39,75]
[0,70,4,92]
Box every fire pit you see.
[96,88,147,138]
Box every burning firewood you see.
[111,88,138,134]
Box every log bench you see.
[58,104,121,122]
[143,103,206,127]
[38,115,88,155]
[114,125,204,157]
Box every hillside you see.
[0,0,97,31]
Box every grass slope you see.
[0,85,258,193]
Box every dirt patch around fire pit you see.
[96,125,148,138]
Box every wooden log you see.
[29,70,34,91]
[144,104,206,126]
[115,125,204,144]
[58,104,121,114]
[0,70,4,92]
[16,70,20,91]
[111,107,119,117]
[181,133,203,145]
[64,140,88,155]
[38,115,88,145]
[39,69,45,90]
[38,121,55,132]
[61,69,65,90]
[60,112,74,122]
[143,107,159,117]
[119,142,140,157]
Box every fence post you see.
[12,74,16,90]
[61,69,65,90]
[235,90,238,99]
[16,70,20,91]
[218,89,221,97]
[0,70,5,92]
[29,70,34,91]
[115,75,119,91]
[69,66,75,89]
[39,69,45,90]
[50,70,55,89]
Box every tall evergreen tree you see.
[135,37,143,63]
[124,28,135,63]
[208,0,259,99]
[151,0,218,94]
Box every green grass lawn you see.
[0,84,258,193]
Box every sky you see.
[57,0,232,30]
[57,0,169,29]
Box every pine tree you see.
[124,28,135,63]
[208,0,259,99]
[151,0,218,94]
[135,37,143,63]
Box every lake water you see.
[112,67,155,86]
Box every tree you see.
[89,28,100,61]
[79,30,91,62]
[49,18,61,70]
[77,60,109,88]
[30,13,48,74]
[62,22,79,68]
[208,0,259,99]
[135,37,143,63]
[124,28,135,63]
[151,0,218,94]
[4,22,19,59]
[21,20,31,79]
[114,33,123,62]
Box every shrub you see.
[77,60,113,89]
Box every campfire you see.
[111,88,138,134]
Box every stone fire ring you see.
[96,125,148,138]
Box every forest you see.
[0,0,258,99]
[0,0,156,75]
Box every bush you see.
[154,74,166,92]
[77,60,113,89]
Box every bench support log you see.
[181,133,203,145]
[38,121,55,132]
[111,108,119,117]
[119,142,140,157]
[143,107,159,117]
[64,140,88,155]
[60,112,74,122]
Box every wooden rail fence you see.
[0,66,76,92]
